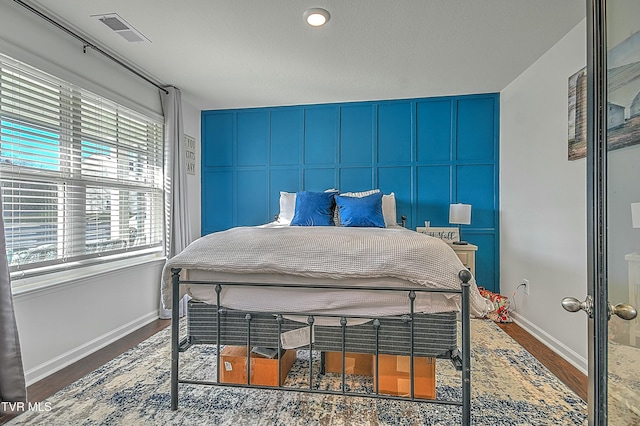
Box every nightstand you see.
[447,243,477,276]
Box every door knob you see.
[562,296,637,321]
[561,295,593,317]
[609,303,638,321]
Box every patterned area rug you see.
[7,320,586,425]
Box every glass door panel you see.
[606,0,640,423]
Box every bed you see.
[161,190,492,425]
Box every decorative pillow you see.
[278,191,296,224]
[335,192,385,228]
[334,189,381,226]
[290,191,336,226]
[278,189,335,224]
[340,189,380,197]
[478,287,513,323]
[382,192,396,227]
[334,190,398,227]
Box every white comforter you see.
[161,225,492,318]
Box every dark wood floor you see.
[0,319,586,424]
[498,322,587,401]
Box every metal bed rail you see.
[170,268,472,426]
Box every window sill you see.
[11,253,167,297]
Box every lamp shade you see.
[632,203,640,228]
[449,203,471,225]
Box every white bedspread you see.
[161,225,493,318]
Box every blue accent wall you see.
[201,93,500,292]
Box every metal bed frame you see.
[170,268,473,426]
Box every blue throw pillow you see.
[290,191,336,226]
[335,192,385,228]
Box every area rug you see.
[6,320,586,425]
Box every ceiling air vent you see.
[91,13,150,43]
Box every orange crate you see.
[219,346,296,387]
[373,354,436,399]
[325,352,373,376]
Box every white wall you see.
[0,1,200,384]
[13,260,164,384]
[500,20,589,372]
[182,101,202,242]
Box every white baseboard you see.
[511,312,588,375]
[24,310,159,385]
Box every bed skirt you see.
[186,300,458,359]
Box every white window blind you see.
[0,52,164,277]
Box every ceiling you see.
[28,0,585,111]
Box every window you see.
[0,53,164,278]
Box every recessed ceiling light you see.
[304,8,330,27]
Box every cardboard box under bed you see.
[325,351,436,399]
[219,345,297,387]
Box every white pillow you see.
[382,193,397,227]
[278,191,296,224]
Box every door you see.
[562,1,640,424]
[604,0,640,423]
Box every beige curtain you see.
[159,86,191,319]
[0,187,27,407]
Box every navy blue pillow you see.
[335,192,385,228]
[290,191,336,226]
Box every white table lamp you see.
[449,203,471,245]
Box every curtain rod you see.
[13,0,169,95]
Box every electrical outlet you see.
[523,279,530,295]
